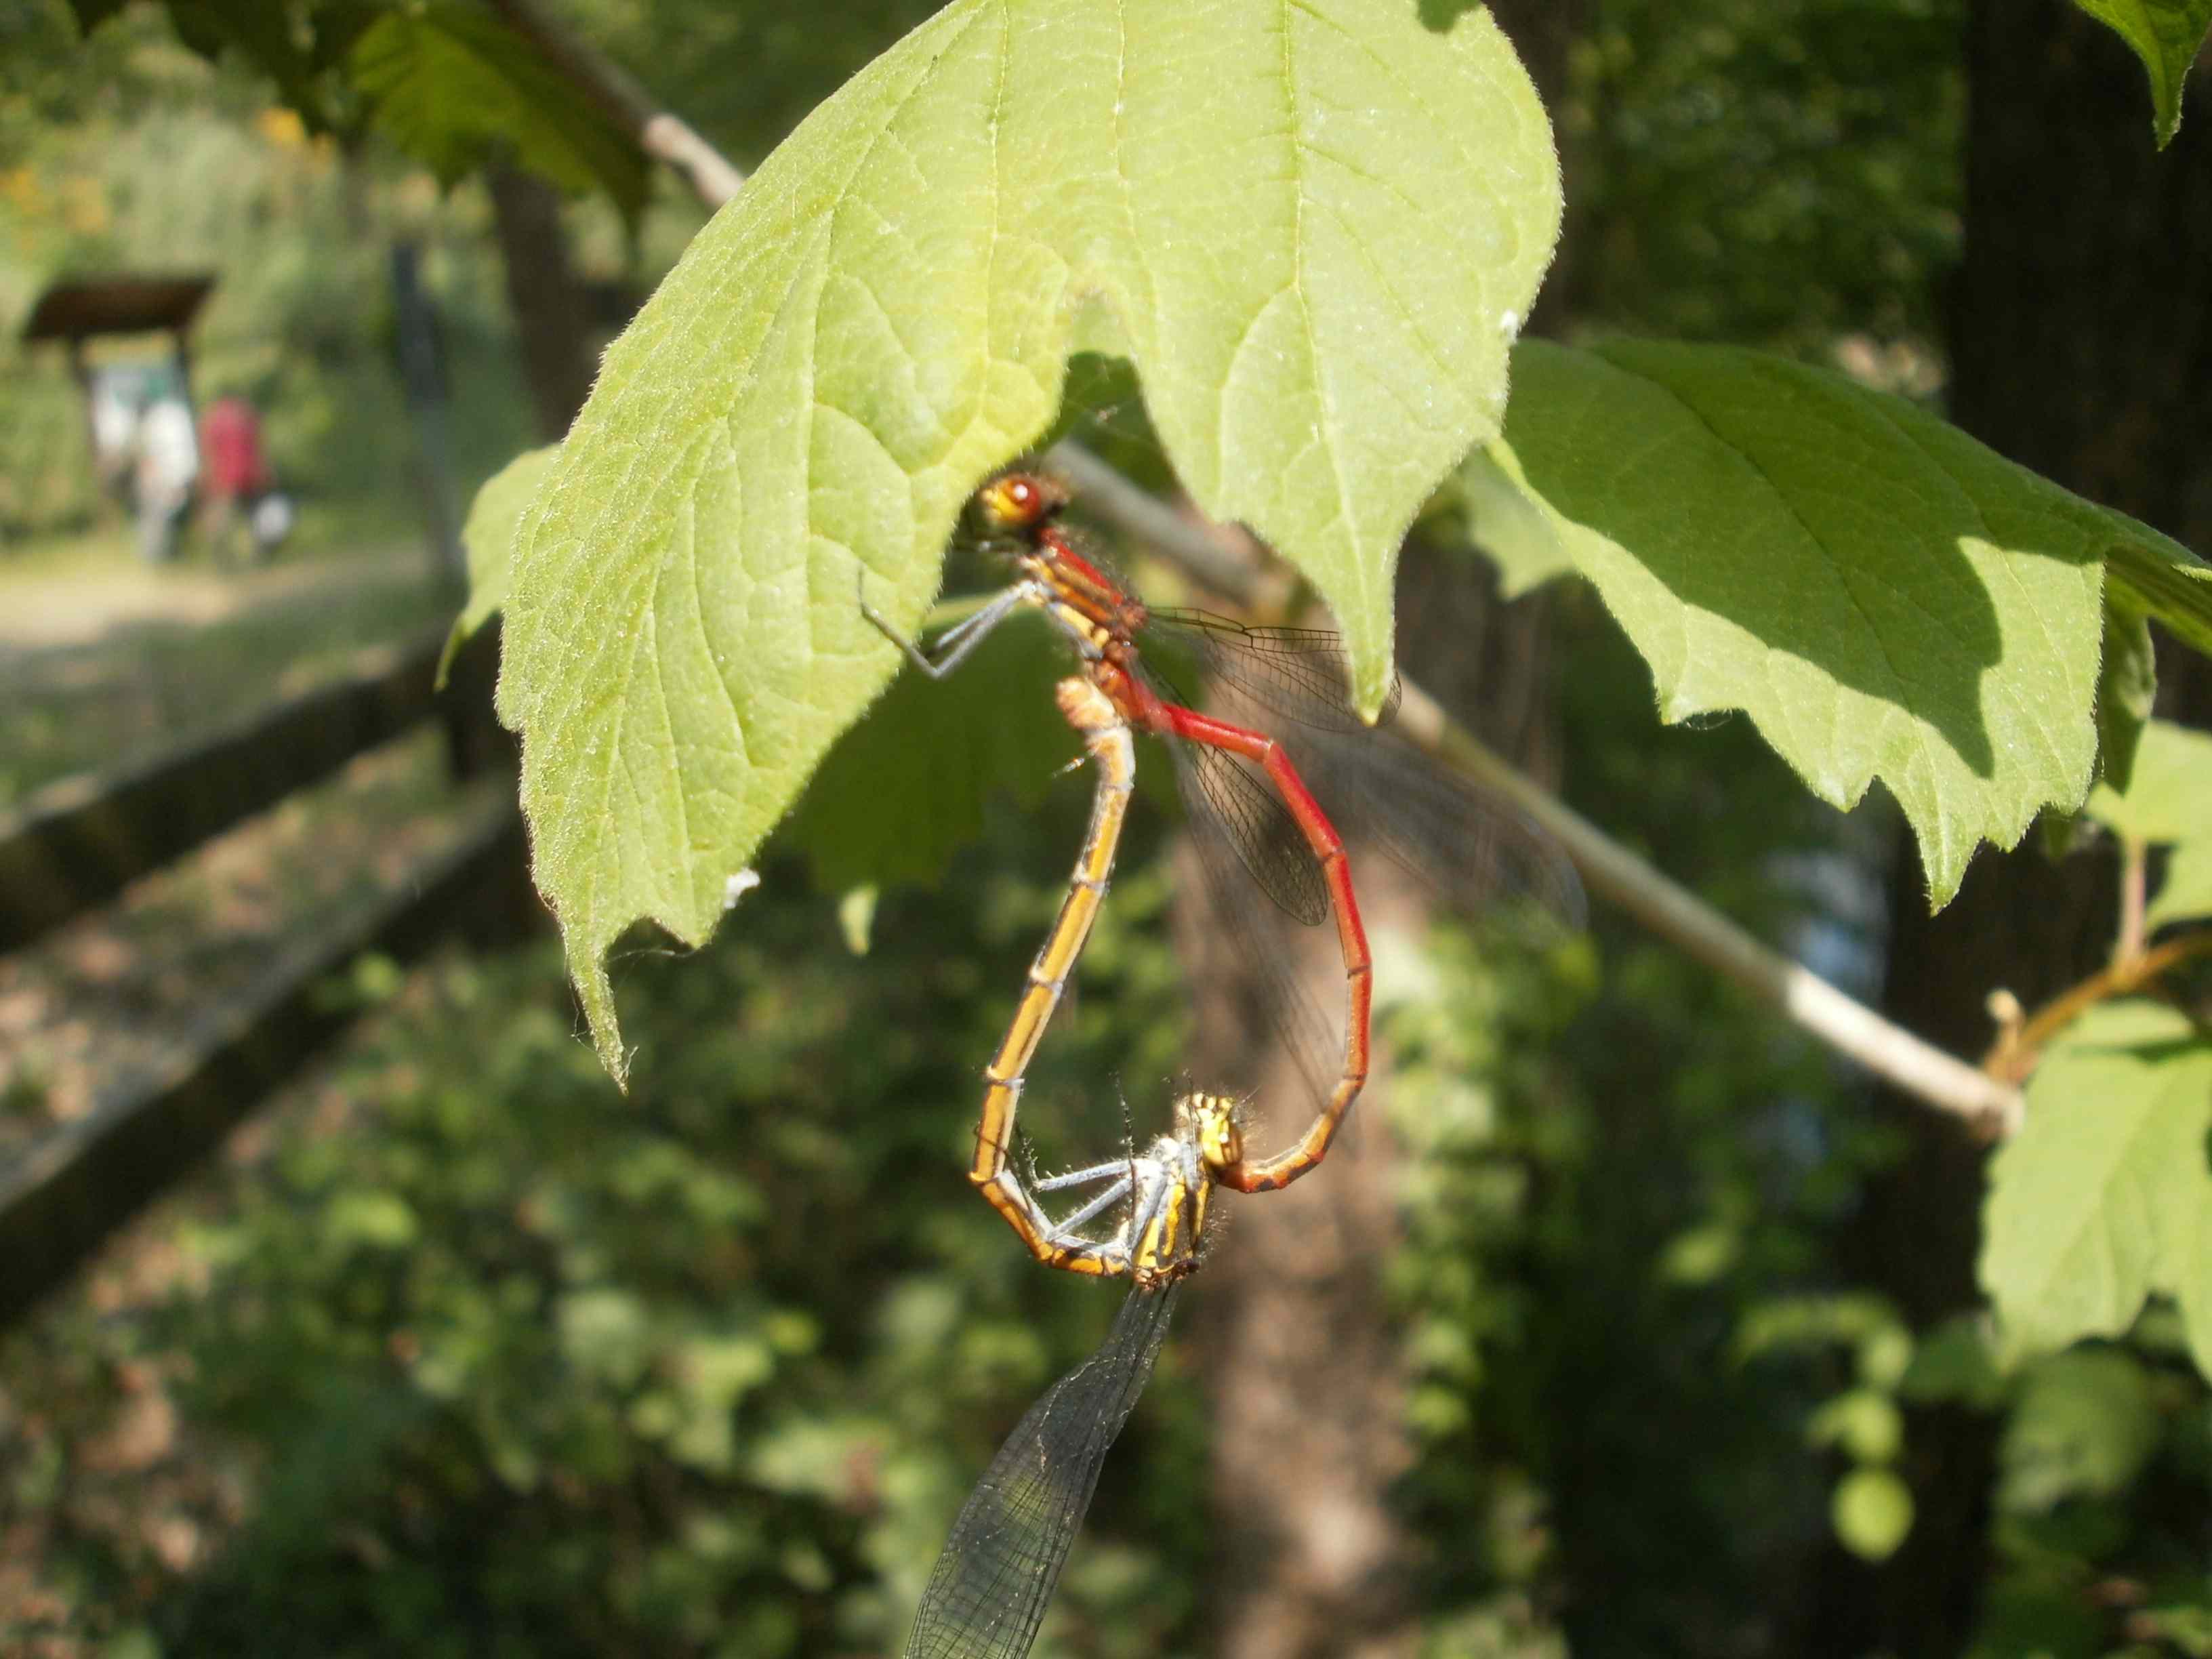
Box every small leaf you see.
[557,1288,655,1388]
[2147,841,2212,931]
[836,884,877,955]
[1831,1468,1914,1561]
[1996,1348,2160,1513]
[1807,1389,1904,1463]
[2086,717,2212,844]
[323,1189,419,1251]
[1897,1315,2007,1410]
[2070,0,2212,146]
[1439,443,1580,597]
[1500,339,2131,905]
[499,0,1562,1074]
[1980,1000,2212,1383]
[2095,595,2156,794]
[442,443,560,682]
[350,3,650,221]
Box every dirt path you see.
[0,535,436,654]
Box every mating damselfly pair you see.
[874,465,1580,1655]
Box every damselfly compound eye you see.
[976,471,1065,533]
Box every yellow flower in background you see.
[254,106,307,149]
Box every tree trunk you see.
[1830,7,2212,1654]
[486,165,598,439]
[1195,13,1575,1651]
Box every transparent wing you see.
[1178,741,1332,928]
[1147,608,1404,733]
[905,1283,1181,1659]
[1148,610,1578,929]
[1174,746,1351,1122]
[1290,722,1587,933]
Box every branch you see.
[2116,836,2148,967]
[484,0,746,209]
[1050,441,2028,1141]
[1984,928,2212,1086]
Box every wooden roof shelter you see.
[20,273,216,344]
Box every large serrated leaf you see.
[498,0,1561,1076]
[2070,0,2212,146]
[1498,339,2138,906]
[1980,1001,2212,1384]
[350,2,650,222]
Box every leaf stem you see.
[1984,929,2212,1086]
[2116,836,2148,968]
[1053,440,2028,1141]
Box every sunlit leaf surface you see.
[1494,339,2202,905]
[443,443,560,680]
[2070,0,2212,146]
[1982,1001,2212,1384]
[497,0,1561,1073]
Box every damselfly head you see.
[973,469,1069,536]
[1174,1091,1244,1176]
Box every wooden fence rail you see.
[0,622,533,1324]
[0,629,453,952]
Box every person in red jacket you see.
[199,395,282,567]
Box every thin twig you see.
[2116,837,2148,968]
[1984,930,2212,1086]
[1054,440,2028,1141]
[485,0,747,209]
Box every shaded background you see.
[2,2,2209,1656]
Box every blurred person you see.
[199,393,284,566]
[133,390,198,564]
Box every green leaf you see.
[441,443,560,683]
[498,0,1561,1075]
[557,1288,655,1388]
[323,1188,419,1251]
[2086,717,2212,844]
[2095,596,2156,795]
[1439,442,1580,597]
[2148,841,2212,931]
[62,0,131,30]
[2070,0,2212,146]
[349,2,650,222]
[1996,1348,2160,1513]
[1831,1468,1914,1562]
[1897,1314,2007,1410]
[1807,1389,1904,1463]
[75,0,377,132]
[775,622,1080,893]
[1499,338,2133,905]
[2103,514,2212,657]
[1980,1000,2212,1382]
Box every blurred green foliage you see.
[3,781,1207,1656]
[1561,0,1963,351]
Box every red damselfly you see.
[863,468,1580,1210]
